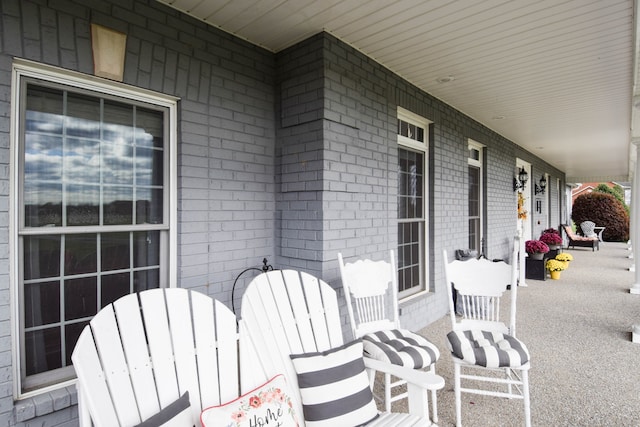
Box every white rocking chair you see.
[240,269,444,426]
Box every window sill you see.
[399,289,431,305]
[14,385,77,422]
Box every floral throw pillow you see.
[200,374,299,427]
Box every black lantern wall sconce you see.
[535,175,547,195]
[513,167,528,192]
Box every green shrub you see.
[571,192,629,241]
[594,183,629,214]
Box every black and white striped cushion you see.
[363,329,440,369]
[290,340,378,427]
[447,329,529,368]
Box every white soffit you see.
[158,0,636,183]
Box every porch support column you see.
[630,140,640,294]
[518,228,527,287]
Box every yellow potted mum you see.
[555,253,573,269]
[546,259,567,280]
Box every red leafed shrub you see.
[571,193,629,242]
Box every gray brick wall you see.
[0,1,565,425]
[274,33,564,330]
[1,0,277,424]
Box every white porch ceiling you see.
[157,0,637,183]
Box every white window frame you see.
[10,59,178,398]
[468,140,484,254]
[397,107,431,299]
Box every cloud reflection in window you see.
[23,88,164,227]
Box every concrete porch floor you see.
[409,241,639,426]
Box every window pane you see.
[103,143,134,185]
[24,134,63,182]
[24,282,60,328]
[24,133,64,227]
[66,93,100,139]
[64,137,100,184]
[469,218,480,252]
[25,328,61,376]
[101,272,130,307]
[26,86,64,132]
[134,269,160,292]
[398,119,424,142]
[398,148,424,220]
[469,166,480,217]
[134,231,160,267]
[64,234,97,275]
[136,108,164,149]
[104,187,133,225]
[136,188,163,224]
[398,222,422,292]
[101,233,130,271]
[64,277,97,321]
[104,100,134,144]
[66,184,99,226]
[136,147,163,186]
[24,235,61,280]
[24,182,63,227]
[65,321,88,366]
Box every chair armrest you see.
[364,357,444,419]
[363,357,444,390]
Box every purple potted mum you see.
[525,239,549,260]
[539,231,562,246]
[541,228,560,236]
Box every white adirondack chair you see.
[443,243,531,427]
[240,269,444,426]
[71,288,243,427]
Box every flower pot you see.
[550,270,561,280]
[548,244,561,250]
[529,252,544,260]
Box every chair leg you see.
[454,363,462,427]
[505,367,513,396]
[522,369,531,427]
[384,372,392,413]
[429,365,438,423]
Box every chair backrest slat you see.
[114,293,162,421]
[443,241,519,335]
[139,290,182,408]
[241,269,346,422]
[338,251,400,339]
[72,288,242,427]
[94,299,150,425]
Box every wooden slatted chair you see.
[240,269,445,426]
[72,288,242,427]
[443,243,531,427]
[337,250,440,419]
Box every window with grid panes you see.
[468,141,484,253]
[397,109,431,298]
[13,62,176,394]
